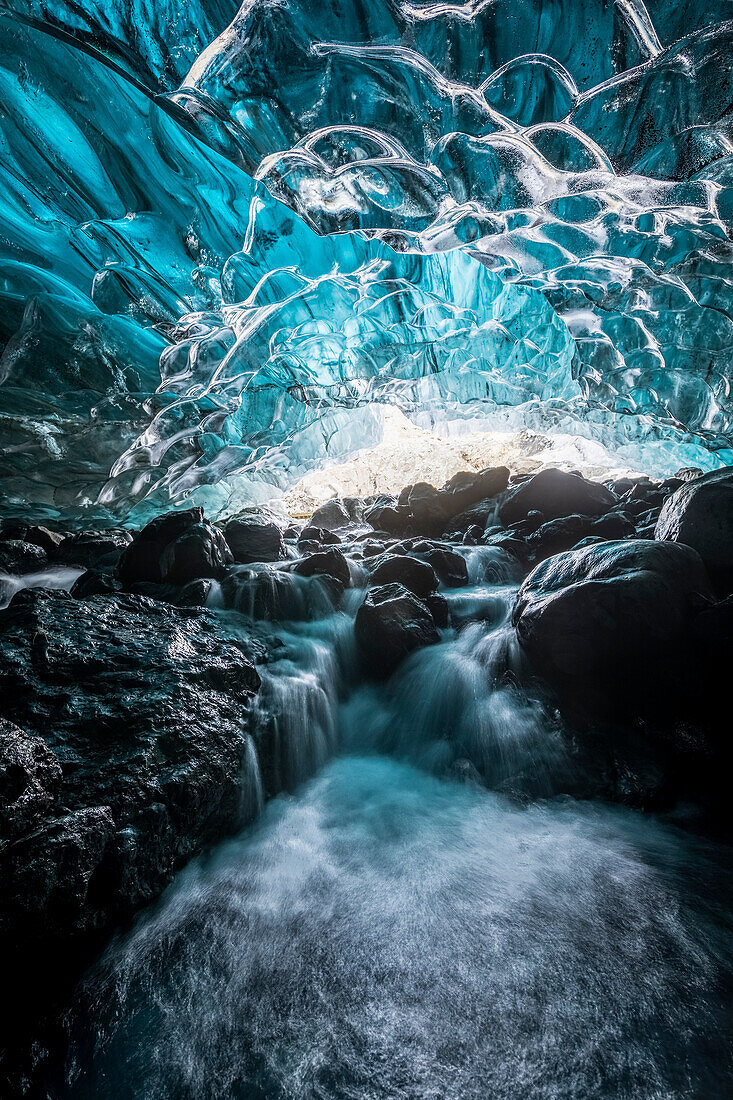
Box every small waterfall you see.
[0,567,83,610]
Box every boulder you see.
[0,540,47,574]
[513,539,712,709]
[423,546,469,587]
[500,468,616,527]
[225,515,285,564]
[70,569,121,598]
[159,522,233,586]
[369,554,438,599]
[293,548,351,588]
[0,588,262,957]
[55,530,132,568]
[655,466,733,592]
[0,524,63,555]
[364,468,509,538]
[297,525,341,547]
[307,498,351,531]
[0,719,62,840]
[355,582,439,677]
[118,509,231,586]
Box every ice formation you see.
[2,0,733,521]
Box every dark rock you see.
[500,468,615,527]
[423,547,469,587]
[159,522,233,586]
[225,515,285,564]
[425,592,450,628]
[118,510,231,586]
[655,466,733,593]
[293,548,351,588]
[365,468,509,538]
[369,554,438,599]
[591,512,636,540]
[529,515,595,561]
[675,467,704,482]
[297,525,341,546]
[0,524,64,555]
[0,589,262,958]
[55,530,132,569]
[0,540,47,575]
[355,582,439,677]
[118,508,204,584]
[513,539,712,711]
[0,719,62,840]
[70,569,121,598]
[174,578,213,607]
[307,498,351,531]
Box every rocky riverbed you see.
[1,462,732,1093]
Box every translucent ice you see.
[2,1,733,521]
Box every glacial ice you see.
[2,1,733,522]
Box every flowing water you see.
[55,560,733,1099]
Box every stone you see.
[0,540,47,574]
[307,498,351,531]
[0,719,62,840]
[423,547,469,587]
[55,530,132,568]
[224,515,285,564]
[513,539,713,709]
[0,524,64,555]
[500,468,616,527]
[118,509,232,586]
[369,554,438,599]
[655,466,733,592]
[355,582,439,677]
[293,548,351,589]
[117,508,205,584]
[297,525,341,546]
[159,522,233,585]
[0,588,262,958]
[70,569,121,598]
[529,515,595,561]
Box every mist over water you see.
[56,565,733,1100]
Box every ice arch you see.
[1,1,733,524]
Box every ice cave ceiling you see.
[2,0,733,522]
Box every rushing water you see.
[55,560,733,1099]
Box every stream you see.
[55,559,733,1099]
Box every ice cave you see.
[0,1,733,1096]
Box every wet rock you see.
[655,466,733,593]
[159,522,233,586]
[500,468,615,527]
[675,467,704,482]
[55,530,132,569]
[0,523,64,555]
[307,498,351,531]
[0,719,62,840]
[513,539,712,711]
[224,568,339,620]
[119,509,231,586]
[369,554,438,599]
[355,582,439,677]
[70,569,121,598]
[365,467,509,538]
[0,588,262,956]
[425,592,450,628]
[297,525,341,546]
[0,540,47,574]
[423,546,468,587]
[293,548,351,589]
[529,515,595,561]
[225,515,285,564]
[173,577,213,607]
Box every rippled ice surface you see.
[62,758,733,1100]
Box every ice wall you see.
[1,1,733,522]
